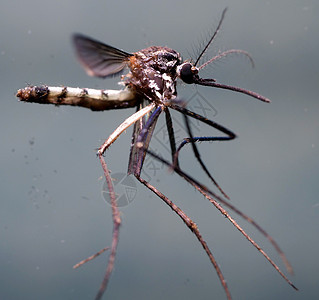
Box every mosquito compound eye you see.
[178,63,198,84]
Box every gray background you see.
[1,0,318,299]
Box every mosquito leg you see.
[170,105,294,274]
[98,102,156,155]
[183,113,231,199]
[185,174,297,287]
[164,107,179,167]
[133,106,179,176]
[73,246,110,269]
[145,149,297,288]
[94,154,121,300]
[170,103,236,151]
[83,102,157,300]
[134,173,232,300]
[132,109,232,298]
[170,103,236,199]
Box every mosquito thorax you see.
[176,62,199,84]
[130,46,181,74]
[126,46,182,101]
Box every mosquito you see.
[17,8,297,300]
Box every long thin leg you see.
[170,104,294,274]
[135,173,232,300]
[170,103,236,152]
[145,149,297,287]
[73,246,109,269]
[133,104,223,197]
[134,104,226,199]
[95,154,120,300]
[170,103,236,199]
[98,102,156,155]
[75,102,157,299]
[132,108,233,299]
[164,107,179,167]
[184,113,231,199]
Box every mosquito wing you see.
[73,34,133,78]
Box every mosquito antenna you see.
[194,8,227,66]
[198,49,255,70]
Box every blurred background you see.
[1,1,318,299]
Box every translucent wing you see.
[73,34,133,78]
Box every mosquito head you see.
[177,61,270,103]
[177,62,216,85]
[177,62,201,84]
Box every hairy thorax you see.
[125,46,182,103]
